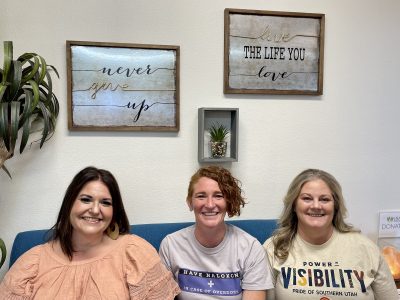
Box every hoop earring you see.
[107,222,119,240]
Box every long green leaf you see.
[38,78,58,121]
[18,52,36,61]
[48,64,60,78]
[0,104,6,139]
[1,163,12,179]
[20,59,33,81]
[37,101,49,148]
[9,101,20,153]
[2,41,12,84]
[44,71,52,103]
[27,79,40,111]
[19,113,31,153]
[18,52,36,75]
[18,53,33,79]
[21,55,40,82]
[0,238,6,268]
[40,73,57,117]
[41,69,59,114]
[37,55,47,83]
[0,103,10,151]
[0,83,8,101]
[53,94,60,118]
[9,60,22,101]
[19,89,32,128]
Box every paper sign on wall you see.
[379,211,400,238]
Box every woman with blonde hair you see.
[264,168,398,299]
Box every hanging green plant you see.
[0,41,59,178]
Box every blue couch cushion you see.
[9,219,277,268]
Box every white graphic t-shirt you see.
[263,229,398,300]
[159,224,273,300]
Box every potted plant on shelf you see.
[208,122,230,158]
[0,41,59,268]
[0,41,59,178]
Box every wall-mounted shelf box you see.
[198,107,238,163]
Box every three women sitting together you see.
[0,166,398,299]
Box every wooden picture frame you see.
[67,41,180,131]
[224,8,325,95]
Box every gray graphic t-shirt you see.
[159,224,273,300]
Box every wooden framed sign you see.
[224,9,324,95]
[67,41,180,131]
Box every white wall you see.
[1,0,400,278]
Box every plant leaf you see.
[43,71,52,102]
[208,122,230,142]
[21,55,40,82]
[9,101,20,153]
[19,113,31,153]
[18,89,32,128]
[18,89,33,153]
[9,60,22,101]
[48,64,60,78]
[0,238,6,268]
[2,41,12,84]
[37,101,50,148]
[27,79,40,111]
[37,55,47,83]
[1,163,12,179]
[0,103,10,151]
[53,94,60,118]
[41,73,59,120]
[0,83,8,102]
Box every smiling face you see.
[295,179,335,242]
[70,180,113,241]
[188,176,227,230]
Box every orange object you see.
[382,246,400,280]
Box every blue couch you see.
[9,219,277,268]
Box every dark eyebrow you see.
[79,194,93,198]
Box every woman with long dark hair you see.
[0,166,179,299]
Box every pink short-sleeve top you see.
[0,234,180,300]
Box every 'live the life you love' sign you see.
[67,41,179,131]
[224,9,324,95]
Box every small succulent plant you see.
[208,122,230,142]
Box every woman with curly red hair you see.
[159,165,273,300]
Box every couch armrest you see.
[10,229,50,268]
